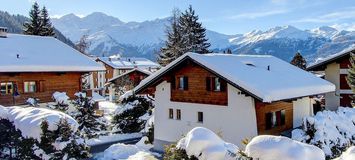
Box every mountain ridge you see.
[52,12,355,62]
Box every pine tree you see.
[57,118,72,141]
[23,2,42,35]
[158,9,184,66]
[39,6,55,36]
[346,53,355,106]
[290,52,307,70]
[225,49,232,54]
[39,119,55,153]
[179,5,210,54]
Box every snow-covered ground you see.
[93,136,159,160]
[87,132,142,146]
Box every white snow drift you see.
[245,135,325,160]
[177,127,239,160]
[0,105,78,141]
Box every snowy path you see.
[90,137,142,154]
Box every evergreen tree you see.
[74,95,107,138]
[39,6,55,36]
[290,52,307,70]
[225,49,232,54]
[23,2,42,35]
[179,5,210,54]
[39,119,55,154]
[346,53,355,106]
[158,9,184,66]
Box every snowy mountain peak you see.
[311,26,338,38]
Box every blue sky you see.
[2,0,355,34]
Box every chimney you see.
[0,27,8,38]
[17,54,20,59]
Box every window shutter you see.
[220,80,227,92]
[39,81,45,92]
[36,81,40,93]
[183,77,188,90]
[211,77,216,91]
[171,76,176,90]
[206,77,211,91]
[265,112,272,130]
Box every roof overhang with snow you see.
[307,47,355,71]
[134,52,335,103]
[0,34,105,72]
[97,57,160,70]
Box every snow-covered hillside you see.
[53,12,355,62]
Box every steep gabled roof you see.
[307,47,355,71]
[97,57,160,70]
[134,52,335,102]
[0,34,105,72]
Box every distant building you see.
[106,68,151,101]
[307,48,355,110]
[134,52,335,151]
[0,30,105,106]
[94,55,160,98]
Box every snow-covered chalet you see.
[134,52,335,151]
[0,30,105,106]
[307,47,355,110]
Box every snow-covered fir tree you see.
[74,95,107,139]
[290,52,307,70]
[112,94,154,133]
[158,9,184,66]
[23,2,42,35]
[346,53,355,106]
[39,6,55,36]
[179,5,210,54]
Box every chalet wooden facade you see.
[0,33,104,106]
[307,48,354,110]
[134,52,335,151]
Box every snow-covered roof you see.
[307,46,355,71]
[98,57,160,69]
[134,52,335,102]
[108,68,152,83]
[0,34,105,72]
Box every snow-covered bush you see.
[175,127,244,160]
[245,135,325,160]
[26,97,39,106]
[112,94,154,134]
[0,105,90,159]
[52,91,70,111]
[292,107,355,159]
[73,94,108,139]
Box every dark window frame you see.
[197,111,203,123]
[169,108,174,119]
[265,109,286,130]
[176,109,181,120]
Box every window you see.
[206,77,225,92]
[176,109,181,120]
[24,81,37,93]
[0,82,13,95]
[265,109,286,130]
[178,76,188,90]
[169,108,174,119]
[197,112,203,123]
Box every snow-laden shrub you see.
[26,97,39,106]
[292,107,355,159]
[170,127,247,160]
[112,94,154,133]
[0,106,90,159]
[245,135,325,160]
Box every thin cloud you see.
[293,7,355,23]
[228,10,288,20]
[331,23,355,31]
